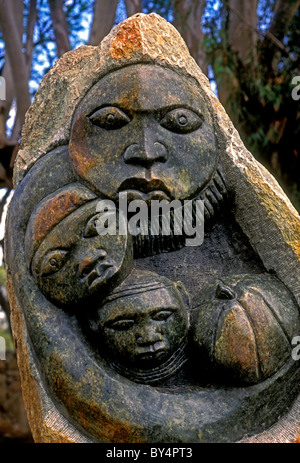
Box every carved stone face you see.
[69,64,217,202]
[89,284,189,368]
[31,200,132,306]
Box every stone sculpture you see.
[5,13,300,443]
[85,269,190,385]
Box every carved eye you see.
[40,250,69,277]
[160,108,203,134]
[151,310,174,321]
[109,319,135,331]
[89,106,131,130]
[83,214,101,238]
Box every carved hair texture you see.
[24,183,97,268]
[133,166,229,257]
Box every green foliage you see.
[203,0,300,209]
[0,266,7,287]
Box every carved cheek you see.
[113,331,136,358]
[69,119,97,178]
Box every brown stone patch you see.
[215,307,259,382]
[69,145,97,179]
[110,18,142,60]
[32,188,95,245]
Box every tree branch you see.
[48,0,71,57]
[269,0,300,42]
[25,0,37,78]
[261,0,300,73]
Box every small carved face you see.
[31,201,132,306]
[69,65,217,202]
[89,285,189,368]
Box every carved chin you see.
[132,167,229,258]
[109,339,188,385]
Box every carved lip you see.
[118,178,171,199]
[136,342,166,360]
[87,261,115,290]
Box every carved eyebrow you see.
[103,314,136,327]
[33,245,72,270]
[103,306,178,325]
[87,103,203,119]
[156,104,204,119]
[149,307,177,314]
[87,104,130,118]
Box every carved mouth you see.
[86,260,115,290]
[136,342,166,361]
[118,178,171,200]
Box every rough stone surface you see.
[5,13,300,443]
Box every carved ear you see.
[174,281,190,309]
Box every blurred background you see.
[0,0,299,443]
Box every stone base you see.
[8,271,300,444]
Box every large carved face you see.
[69,64,217,202]
[88,283,189,368]
[30,201,132,306]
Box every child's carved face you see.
[89,283,189,368]
[31,201,132,306]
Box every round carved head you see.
[25,184,133,307]
[69,64,217,203]
[86,269,190,369]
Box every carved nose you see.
[123,141,168,168]
[136,328,162,346]
[78,250,107,278]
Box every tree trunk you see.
[25,0,37,78]
[173,0,208,75]
[211,0,258,137]
[266,0,300,73]
[269,0,300,41]
[48,0,71,57]
[228,0,258,66]
[0,0,31,144]
[124,0,142,17]
[88,0,119,46]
